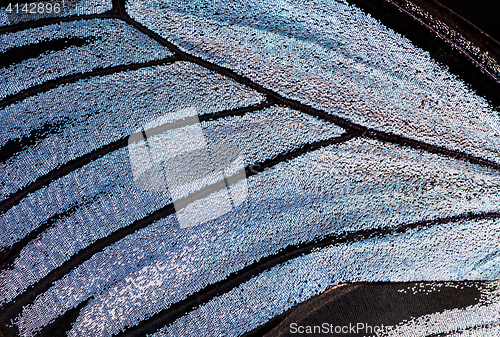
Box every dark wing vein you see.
[0,190,108,271]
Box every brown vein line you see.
[114,211,500,337]
[0,56,180,108]
[0,131,353,327]
[247,132,356,176]
[117,12,500,173]
[386,0,500,85]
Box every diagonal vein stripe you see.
[0,56,180,108]
[0,101,274,215]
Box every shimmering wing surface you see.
[0,0,499,336]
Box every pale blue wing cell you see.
[0,19,173,100]
[201,106,344,165]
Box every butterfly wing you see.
[0,0,499,336]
